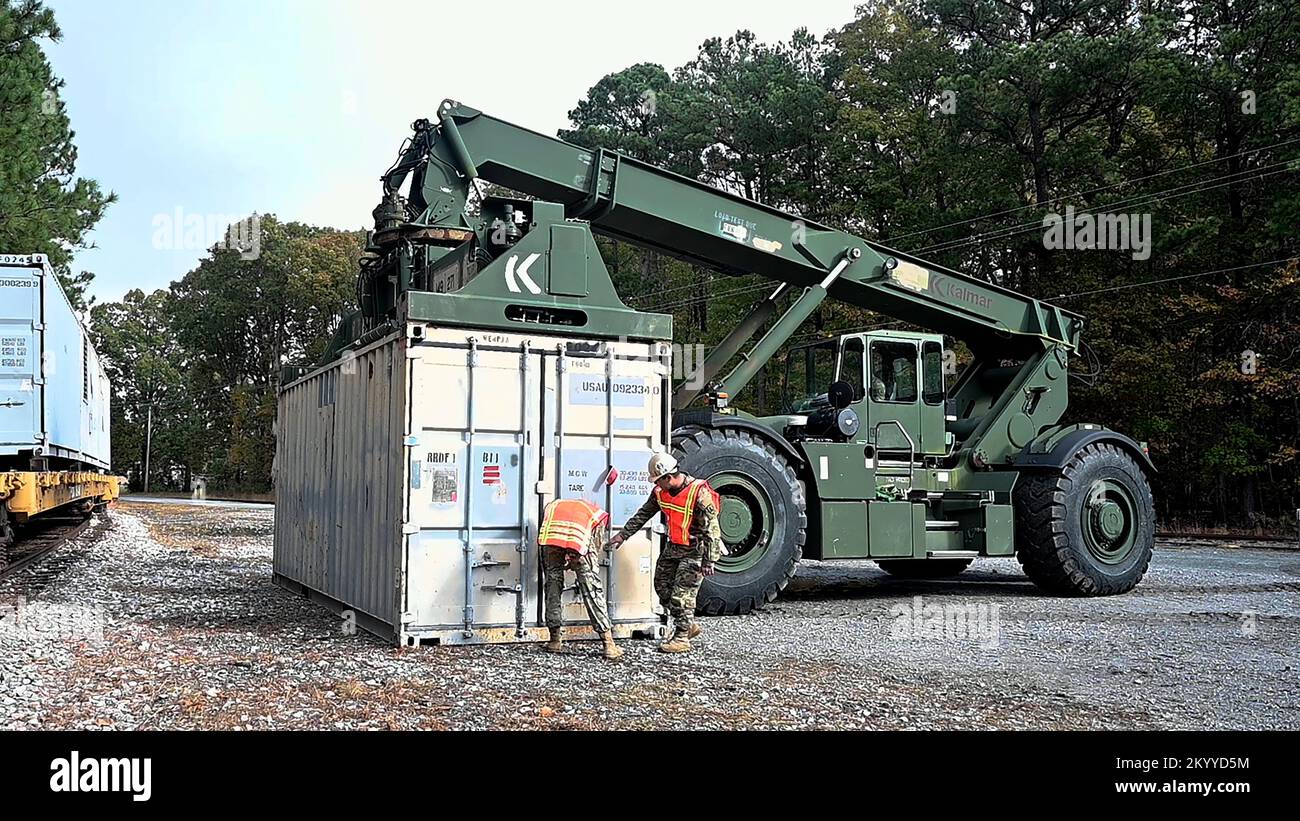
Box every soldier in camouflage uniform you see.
[608,452,723,653]
[539,498,623,660]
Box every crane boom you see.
[373,101,1081,358]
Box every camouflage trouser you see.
[655,543,703,631]
[542,546,611,633]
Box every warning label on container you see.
[414,451,460,504]
[429,468,458,503]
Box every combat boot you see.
[600,631,624,660]
[686,622,703,640]
[544,627,564,653]
[658,629,691,654]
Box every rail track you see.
[0,513,97,591]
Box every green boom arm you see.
[386,101,1082,362]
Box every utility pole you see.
[143,401,153,494]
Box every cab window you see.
[922,341,945,404]
[869,340,918,403]
[838,336,866,401]
[781,340,837,412]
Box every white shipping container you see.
[274,321,670,645]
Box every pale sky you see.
[44,0,861,303]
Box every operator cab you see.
[780,331,953,463]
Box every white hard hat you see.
[647,451,679,482]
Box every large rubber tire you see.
[1014,441,1155,596]
[876,558,973,578]
[671,426,806,615]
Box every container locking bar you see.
[462,338,479,638]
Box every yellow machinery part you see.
[0,471,122,523]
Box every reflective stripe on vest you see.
[653,479,719,546]
[538,498,609,553]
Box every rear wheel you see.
[671,426,805,615]
[1014,442,1155,595]
[876,558,973,578]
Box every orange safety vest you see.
[538,498,609,553]
[654,478,720,547]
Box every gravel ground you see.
[1,501,1297,730]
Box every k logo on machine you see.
[504,253,541,294]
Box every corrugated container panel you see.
[0,253,111,470]
[274,337,404,632]
[275,322,667,645]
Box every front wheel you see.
[1014,441,1155,595]
[671,426,806,615]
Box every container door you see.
[540,340,665,626]
[0,263,42,457]
[404,335,543,633]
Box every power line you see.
[885,136,1300,245]
[912,162,1297,256]
[638,149,1298,314]
[643,281,773,313]
[912,160,1297,255]
[1051,256,1300,301]
[721,257,1298,349]
[628,273,734,305]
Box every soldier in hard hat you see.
[607,451,723,653]
[538,496,623,660]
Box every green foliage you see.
[92,217,364,492]
[0,1,115,281]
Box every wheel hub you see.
[1082,480,1138,563]
[710,473,772,572]
[719,496,753,542]
[1091,499,1124,542]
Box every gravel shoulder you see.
[2,502,1296,730]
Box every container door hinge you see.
[403,434,420,447]
[401,523,418,535]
